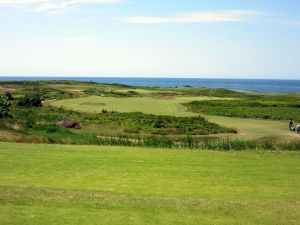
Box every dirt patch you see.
[0,86,15,93]
[0,130,19,139]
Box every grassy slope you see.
[0,142,299,225]
[49,96,299,141]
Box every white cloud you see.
[0,0,47,4]
[35,0,124,12]
[125,10,267,24]
[0,0,124,12]
[124,10,300,28]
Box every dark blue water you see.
[0,77,300,93]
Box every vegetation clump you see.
[5,92,14,100]
[0,95,12,118]
[57,120,81,129]
[18,95,42,107]
[84,88,139,98]
[185,99,300,120]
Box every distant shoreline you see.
[1,77,300,93]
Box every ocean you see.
[0,77,300,93]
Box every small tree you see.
[5,92,14,100]
[31,96,42,107]
[0,95,12,118]
[153,116,165,128]
[18,95,42,107]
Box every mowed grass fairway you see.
[206,115,300,141]
[0,142,300,225]
[49,96,298,141]
[49,95,214,116]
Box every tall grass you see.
[19,126,300,151]
[2,107,299,151]
[178,137,300,151]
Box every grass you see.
[48,96,300,141]
[2,80,299,141]
[0,142,300,224]
[48,95,229,116]
[4,106,235,142]
[185,99,300,121]
[1,80,300,224]
[206,115,300,141]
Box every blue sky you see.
[0,0,300,79]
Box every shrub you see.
[5,92,14,100]
[33,124,71,134]
[18,95,42,107]
[0,95,12,118]
[25,118,35,128]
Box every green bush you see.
[5,92,14,100]
[0,95,12,118]
[84,88,139,98]
[18,95,42,107]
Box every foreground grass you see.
[1,187,299,225]
[0,142,299,224]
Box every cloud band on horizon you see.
[1,2,299,27]
[125,10,267,24]
[124,10,300,27]
[0,0,124,12]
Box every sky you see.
[0,0,300,79]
